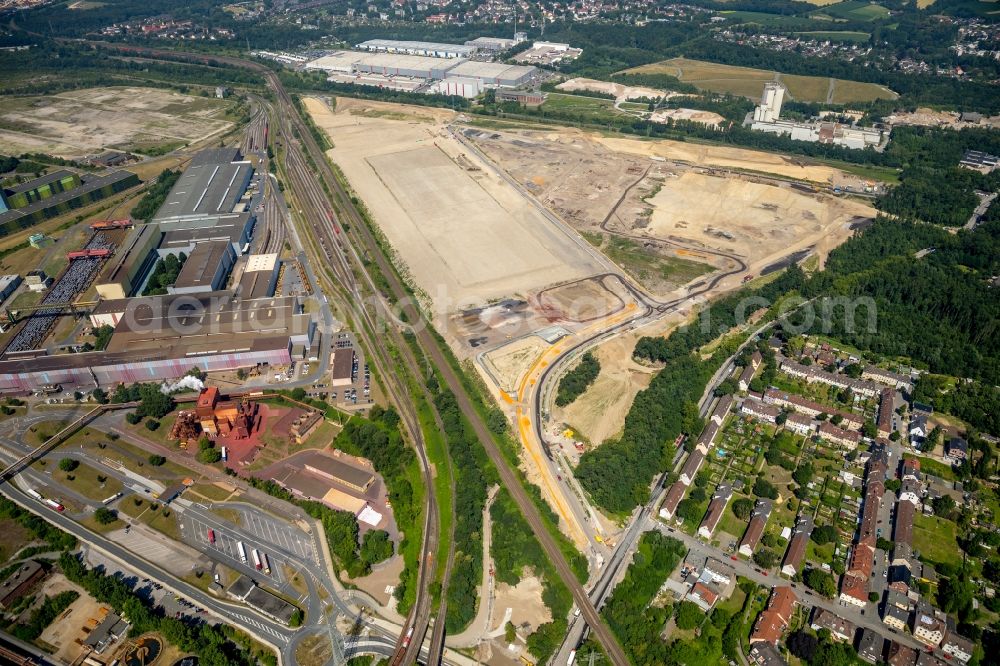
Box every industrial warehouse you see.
[300,36,541,98]
[0,147,318,392]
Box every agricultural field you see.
[719,10,829,29]
[817,1,891,21]
[620,58,896,104]
[0,87,236,159]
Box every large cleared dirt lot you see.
[596,135,854,184]
[647,171,875,270]
[305,97,605,317]
[0,87,234,158]
[466,127,875,290]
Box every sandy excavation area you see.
[305,97,605,320]
[553,314,681,446]
[465,127,875,287]
[482,335,550,393]
[556,76,676,101]
[597,135,854,184]
[646,171,875,270]
[465,128,724,295]
[0,87,235,158]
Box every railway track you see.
[251,82,443,666]
[263,85,632,666]
[78,42,644,665]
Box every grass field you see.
[541,93,628,121]
[912,512,960,567]
[816,0,890,21]
[621,58,895,104]
[188,482,236,502]
[916,456,955,481]
[65,426,191,482]
[37,460,124,503]
[600,235,714,289]
[120,498,182,540]
[0,87,235,159]
[720,10,823,28]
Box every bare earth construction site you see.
[305,96,879,545]
[304,97,621,356]
[466,128,877,296]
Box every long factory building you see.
[95,146,258,300]
[0,291,313,391]
[0,147,310,393]
[305,50,536,88]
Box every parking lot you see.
[315,333,373,408]
[232,505,318,564]
[178,501,321,592]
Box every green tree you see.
[360,530,393,566]
[676,499,703,523]
[148,455,166,466]
[93,508,117,525]
[555,352,601,407]
[933,495,956,518]
[804,568,837,598]
[792,462,814,486]
[675,601,702,630]
[811,524,838,545]
[753,478,778,500]
[714,377,738,396]
[732,498,754,520]
[197,447,222,464]
[58,458,78,473]
[753,548,779,569]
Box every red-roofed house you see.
[750,587,797,645]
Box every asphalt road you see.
[654,522,927,652]
[0,407,421,666]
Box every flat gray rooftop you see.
[188,147,243,168]
[172,240,231,289]
[305,453,375,490]
[153,162,252,221]
[160,214,249,248]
